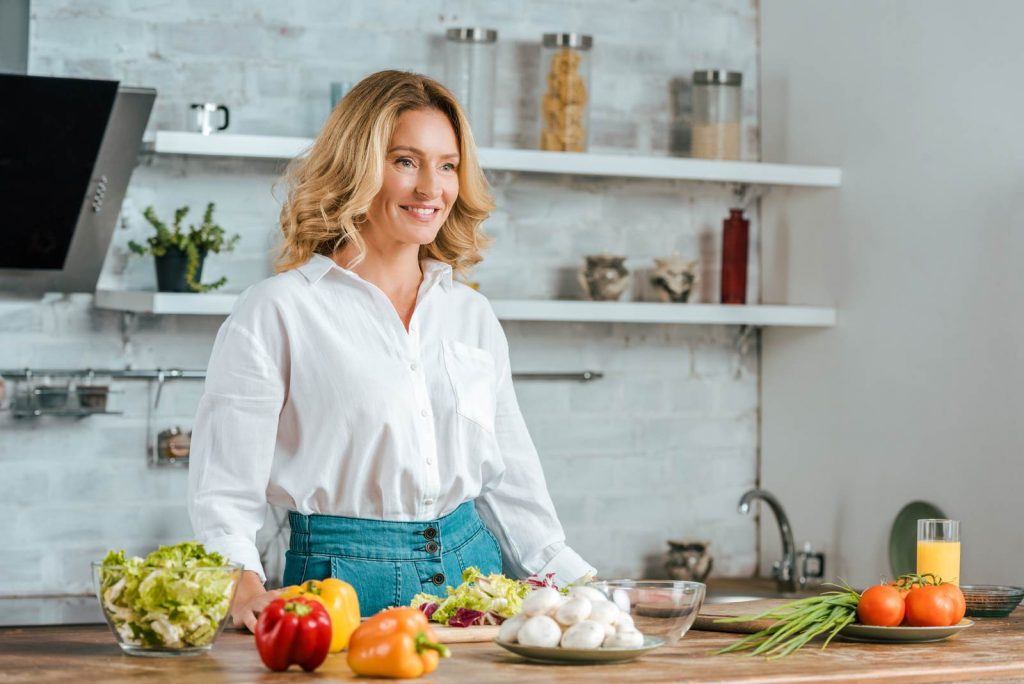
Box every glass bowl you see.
[961,585,1024,618]
[92,561,241,656]
[589,579,706,646]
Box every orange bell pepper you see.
[346,606,451,679]
[279,578,360,652]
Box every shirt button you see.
[431,572,446,585]
[425,541,439,554]
[426,457,434,466]
[420,408,429,417]
[424,498,435,506]
[410,362,418,371]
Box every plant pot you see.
[154,248,206,293]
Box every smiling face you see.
[363,108,461,251]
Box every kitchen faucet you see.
[738,488,797,592]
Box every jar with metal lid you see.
[539,32,593,152]
[444,27,498,147]
[691,70,742,160]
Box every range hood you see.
[0,74,155,294]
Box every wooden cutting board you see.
[431,624,501,643]
[694,599,792,634]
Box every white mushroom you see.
[497,613,527,644]
[568,586,607,603]
[517,615,563,648]
[604,627,644,648]
[545,593,568,618]
[560,620,605,649]
[554,597,592,626]
[611,588,632,614]
[604,623,617,639]
[616,612,635,630]
[521,587,562,617]
[588,599,619,625]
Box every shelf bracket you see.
[730,182,768,209]
[734,324,757,355]
[120,312,137,366]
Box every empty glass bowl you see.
[589,579,706,646]
[93,561,241,656]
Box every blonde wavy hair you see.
[276,70,494,276]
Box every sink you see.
[703,577,823,605]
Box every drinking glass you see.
[917,519,960,585]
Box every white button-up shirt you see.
[188,254,594,585]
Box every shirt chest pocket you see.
[441,339,497,433]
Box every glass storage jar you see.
[539,32,593,152]
[444,27,498,147]
[691,70,742,160]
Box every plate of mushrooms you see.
[494,585,666,664]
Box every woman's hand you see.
[231,570,281,633]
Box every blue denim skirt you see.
[282,500,503,617]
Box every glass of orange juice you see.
[916,519,960,585]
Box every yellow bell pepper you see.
[279,578,360,652]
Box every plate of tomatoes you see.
[840,574,972,643]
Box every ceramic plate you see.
[889,500,946,577]
[494,636,666,664]
[838,619,973,644]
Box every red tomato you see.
[937,583,966,625]
[904,585,958,627]
[857,585,906,627]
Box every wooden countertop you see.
[1,609,1022,683]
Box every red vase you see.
[720,208,749,304]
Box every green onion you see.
[714,585,860,659]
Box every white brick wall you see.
[0,0,761,594]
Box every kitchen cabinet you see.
[2,608,1021,683]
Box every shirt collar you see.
[296,253,453,291]
[421,258,453,291]
[296,253,336,285]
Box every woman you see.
[188,70,594,630]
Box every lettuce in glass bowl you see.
[92,542,241,656]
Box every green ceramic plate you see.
[839,619,973,644]
[494,636,666,664]
[889,500,946,578]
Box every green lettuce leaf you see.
[412,566,531,626]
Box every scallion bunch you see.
[714,585,860,659]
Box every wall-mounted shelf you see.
[146,132,842,188]
[94,289,836,327]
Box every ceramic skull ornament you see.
[650,254,699,303]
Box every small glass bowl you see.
[92,561,241,656]
[961,585,1024,618]
[589,579,706,646]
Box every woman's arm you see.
[188,316,286,630]
[474,320,597,585]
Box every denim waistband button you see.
[431,572,445,585]
[425,541,439,553]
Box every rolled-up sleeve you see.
[188,316,285,582]
[474,319,597,586]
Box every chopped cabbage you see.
[98,542,236,648]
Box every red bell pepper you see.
[255,597,332,672]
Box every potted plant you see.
[128,203,240,293]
